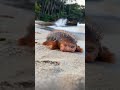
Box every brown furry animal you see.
[86,24,115,63]
[18,21,34,47]
[43,30,83,53]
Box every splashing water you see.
[54,18,67,27]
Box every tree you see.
[35,0,85,23]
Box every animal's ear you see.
[76,46,83,52]
[98,46,115,63]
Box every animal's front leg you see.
[43,41,59,50]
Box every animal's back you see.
[47,30,77,44]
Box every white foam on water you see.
[54,18,67,27]
[48,25,85,33]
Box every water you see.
[53,18,85,33]
[36,26,85,41]
[54,18,67,27]
[35,18,85,40]
[48,25,85,33]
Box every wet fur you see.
[43,30,83,53]
[43,40,83,52]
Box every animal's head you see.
[86,40,100,62]
[59,39,77,52]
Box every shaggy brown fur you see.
[43,30,83,53]
[18,21,34,47]
[86,23,115,63]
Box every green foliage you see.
[35,0,85,23]
[65,3,85,22]
[35,1,41,19]
[40,14,57,21]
